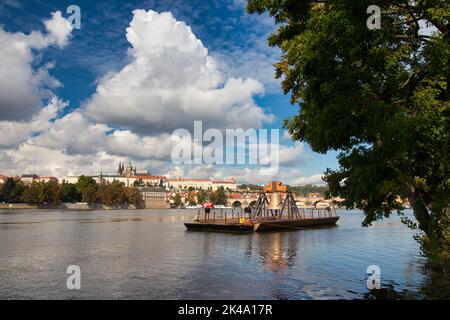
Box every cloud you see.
[0,97,67,148]
[3,145,127,177]
[43,11,73,48]
[293,174,325,186]
[0,11,73,121]
[279,143,305,166]
[282,130,292,140]
[231,169,324,186]
[28,111,175,160]
[83,9,273,135]
[0,9,316,184]
[213,47,281,93]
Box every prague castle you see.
[63,161,237,191]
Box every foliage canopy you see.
[248,0,449,265]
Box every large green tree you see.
[21,183,42,204]
[98,181,126,206]
[248,0,449,265]
[60,182,80,203]
[124,187,141,207]
[173,192,182,208]
[82,185,99,204]
[41,181,61,205]
[75,176,97,195]
[0,178,25,203]
[211,187,227,205]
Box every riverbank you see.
[0,203,137,210]
[0,204,37,209]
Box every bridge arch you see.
[232,201,242,208]
[314,200,330,208]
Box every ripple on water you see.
[0,209,435,299]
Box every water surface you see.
[0,209,430,299]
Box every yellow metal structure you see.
[263,181,288,193]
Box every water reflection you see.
[255,232,298,273]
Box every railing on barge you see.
[195,207,338,224]
[195,208,250,224]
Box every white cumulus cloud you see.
[0,11,73,121]
[84,9,273,134]
[0,9,318,184]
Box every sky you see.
[0,0,339,185]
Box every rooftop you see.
[135,175,168,180]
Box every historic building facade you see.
[19,174,58,185]
[167,178,237,191]
[140,187,170,209]
[63,161,167,187]
[62,162,236,191]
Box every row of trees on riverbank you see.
[172,186,227,207]
[0,176,140,206]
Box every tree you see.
[82,185,98,204]
[1,178,25,203]
[60,182,80,203]
[197,190,208,204]
[21,183,41,204]
[248,0,449,266]
[133,180,143,187]
[41,181,61,205]
[238,184,263,191]
[173,192,182,208]
[75,176,97,195]
[288,184,329,196]
[211,187,227,205]
[187,192,197,206]
[0,178,16,203]
[124,187,141,207]
[97,181,126,206]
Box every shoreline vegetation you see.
[1,174,332,210]
[0,203,136,210]
[0,176,140,209]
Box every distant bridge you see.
[226,193,342,208]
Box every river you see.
[0,208,440,299]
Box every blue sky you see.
[0,0,338,184]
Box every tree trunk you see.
[405,182,433,235]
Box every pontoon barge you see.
[184,181,339,233]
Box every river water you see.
[0,208,438,299]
